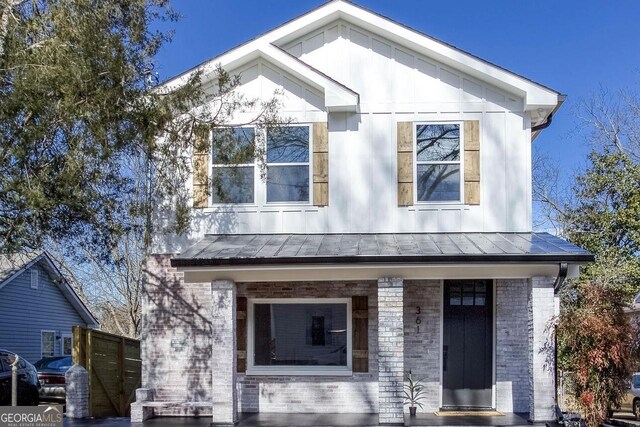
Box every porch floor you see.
[66,412,532,427]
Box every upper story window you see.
[211,127,256,204]
[266,126,310,203]
[415,123,461,202]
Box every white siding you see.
[152,20,534,253]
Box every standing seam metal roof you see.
[171,232,594,267]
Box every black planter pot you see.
[409,407,417,416]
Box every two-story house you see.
[135,1,594,425]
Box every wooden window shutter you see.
[192,128,209,208]
[352,296,368,373]
[397,122,413,206]
[313,122,329,206]
[237,297,247,373]
[463,120,480,205]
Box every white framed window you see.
[62,334,73,356]
[210,127,256,204]
[41,331,55,358]
[247,298,352,376]
[266,125,311,203]
[415,122,463,202]
[30,269,39,289]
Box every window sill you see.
[246,368,353,377]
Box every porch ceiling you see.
[171,232,594,268]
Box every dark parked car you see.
[33,356,73,402]
[0,349,40,406]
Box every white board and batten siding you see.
[0,263,88,364]
[155,20,534,253]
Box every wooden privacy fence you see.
[73,326,141,417]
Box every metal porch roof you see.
[171,232,594,267]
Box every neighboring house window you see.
[30,269,39,289]
[41,331,55,357]
[415,123,462,202]
[62,335,73,356]
[266,126,310,203]
[248,298,351,375]
[211,127,256,204]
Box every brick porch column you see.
[378,277,404,425]
[211,280,237,426]
[528,276,556,423]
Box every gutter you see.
[531,94,566,141]
[171,254,594,268]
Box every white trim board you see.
[180,262,580,284]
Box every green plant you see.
[404,372,426,408]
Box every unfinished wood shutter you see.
[237,297,247,373]
[192,128,209,208]
[463,120,480,205]
[397,122,413,206]
[352,296,368,373]
[313,122,329,206]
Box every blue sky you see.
[155,0,640,222]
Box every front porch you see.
[136,233,594,425]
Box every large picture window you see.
[248,299,351,375]
[266,126,310,203]
[415,123,462,202]
[211,127,255,204]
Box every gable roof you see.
[0,252,41,283]
[0,251,99,327]
[162,0,561,119]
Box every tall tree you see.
[535,85,640,427]
[0,0,282,260]
[0,0,284,335]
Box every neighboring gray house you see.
[0,252,98,364]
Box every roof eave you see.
[171,253,595,268]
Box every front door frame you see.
[439,279,497,410]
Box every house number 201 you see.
[416,306,421,333]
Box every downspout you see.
[553,262,569,294]
[531,113,553,133]
[553,261,568,419]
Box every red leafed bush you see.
[557,282,640,427]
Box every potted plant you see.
[404,372,425,416]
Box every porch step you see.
[141,401,212,408]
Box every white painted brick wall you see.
[496,279,529,413]
[142,255,555,420]
[529,276,556,422]
[378,278,404,425]
[65,364,89,419]
[211,280,237,425]
[141,255,213,415]
[403,280,441,413]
